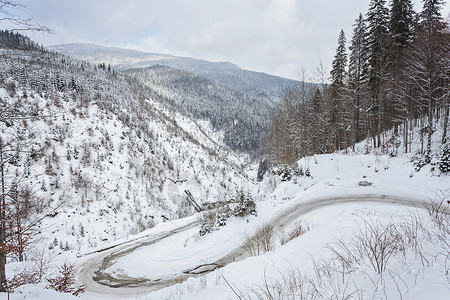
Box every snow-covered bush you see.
[279,165,292,182]
[215,213,228,227]
[199,207,231,236]
[305,167,311,177]
[412,151,428,171]
[199,211,217,236]
[233,190,256,217]
[387,134,401,156]
[294,163,305,177]
[47,263,85,296]
[438,142,450,173]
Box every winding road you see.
[76,193,430,299]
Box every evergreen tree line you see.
[0,30,44,51]
[264,0,449,164]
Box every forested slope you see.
[264,0,449,166]
[126,65,272,153]
[0,30,252,258]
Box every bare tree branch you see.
[0,0,53,33]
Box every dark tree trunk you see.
[0,141,7,292]
[442,100,449,144]
[426,95,433,161]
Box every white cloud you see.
[18,0,450,80]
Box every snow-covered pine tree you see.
[331,30,348,88]
[348,14,370,147]
[389,0,416,50]
[438,143,450,173]
[366,0,391,148]
[388,0,417,147]
[329,29,350,150]
[419,0,446,33]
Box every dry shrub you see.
[6,249,50,292]
[6,267,40,293]
[237,203,450,299]
[280,221,310,245]
[329,206,449,291]
[422,198,450,242]
[251,268,318,300]
[422,198,450,287]
[242,223,274,256]
[250,262,362,300]
[397,210,435,268]
[329,218,405,274]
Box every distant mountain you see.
[49,43,297,103]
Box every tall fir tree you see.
[389,0,416,138]
[419,0,446,33]
[330,29,348,88]
[348,14,370,146]
[329,29,349,150]
[389,0,416,49]
[412,0,448,157]
[366,0,391,147]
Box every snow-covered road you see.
[77,193,426,299]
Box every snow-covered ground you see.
[140,151,449,299]
[4,140,449,299]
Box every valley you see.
[1,0,450,298]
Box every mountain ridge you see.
[49,43,298,104]
[50,43,239,69]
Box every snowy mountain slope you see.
[125,65,272,153]
[0,41,255,261]
[3,116,449,300]
[49,43,297,104]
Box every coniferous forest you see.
[264,0,449,165]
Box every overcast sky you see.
[11,0,450,80]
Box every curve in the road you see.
[77,193,430,298]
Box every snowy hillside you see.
[0,37,255,261]
[79,127,449,299]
